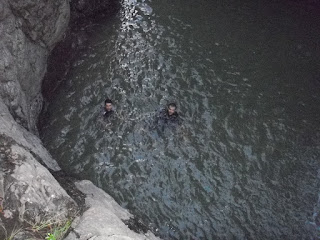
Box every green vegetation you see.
[45,220,72,240]
[25,218,72,240]
[0,217,72,240]
[26,218,60,233]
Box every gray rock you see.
[0,131,77,239]
[0,100,60,170]
[11,230,36,240]
[0,100,75,239]
[8,146,76,220]
[65,180,160,240]
[9,0,70,49]
[0,0,162,239]
[0,0,70,133]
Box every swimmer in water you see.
[154,102,182,127]
[103,98,114,119]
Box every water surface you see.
[41,0,320,239]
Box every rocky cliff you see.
[0,0,159,239]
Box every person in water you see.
[155,103,182,127]
[103,98,114,118]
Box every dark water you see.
[41,0,320,239]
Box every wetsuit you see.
[103,109,114,119]
[155,108,182,127]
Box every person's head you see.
[105,99,113,111]
[167,103,177,115]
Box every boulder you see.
[0,100,77,240]
[0,133,77,240]
[65,180,160,240]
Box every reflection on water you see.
[41,0,320,239]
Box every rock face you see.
[0,101,60,171]
[41,0,120,102]
[0,100,77,239]
[0,0,70,133]
[65,181,159,240]
[0,135,77,223]
[0,0,159,239]
[0,1,71,235]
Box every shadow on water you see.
[41,0,320,239]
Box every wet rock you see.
[124,217,151,235]
[65,180,160,240]
[52,171,87,214]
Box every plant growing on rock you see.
[45,220,71,240]
[24,215,72,240]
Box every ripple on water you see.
[41,0,320,239]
